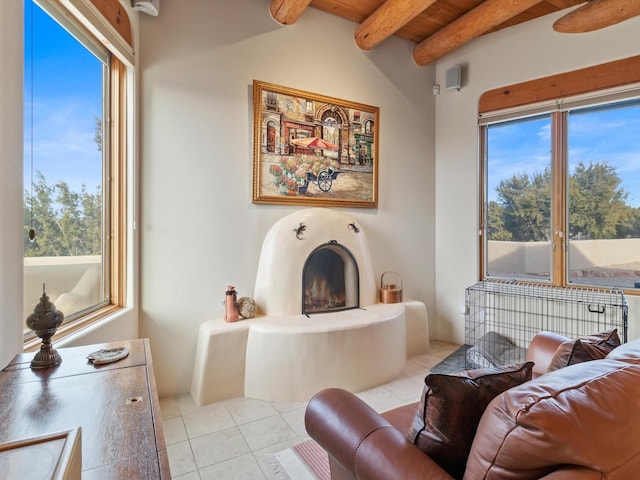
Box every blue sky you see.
[487,103,640,208]
[568,104,640,208]
[24,0,104,195]
[25,1,640,210]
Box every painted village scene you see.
[256,85,377,203]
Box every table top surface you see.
[0,339,168,479]
[2,339,147,383]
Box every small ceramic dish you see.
[87,346,129,365]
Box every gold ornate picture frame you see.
[252,80,379,208]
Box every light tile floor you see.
[159,340,459,479]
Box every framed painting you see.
[252,80,379,208]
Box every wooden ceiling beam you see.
[354,0,438,51]
[553,0,640,33]
[412,0,545,66]
[270,0,313,25]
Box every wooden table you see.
[0,339,170,479]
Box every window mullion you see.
[551,111,567,286]
[478,125,488,280]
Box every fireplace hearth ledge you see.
[190,299,430,405]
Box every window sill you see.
[24,304,125,353]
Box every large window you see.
[481,93,640,291]
[23,0,127,342]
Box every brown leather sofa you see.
[305,332,640,480]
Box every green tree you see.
[94,115,102,153]
[495,167,552,242]
[24,172,102,257]
[616,206,640,238]
[633,208,640,237]
[487,201,512,241]
[80,184,103,254]
[489,162,635,242]
[54,181,83,255]
[568,162,631,239]
[24,172,61,255]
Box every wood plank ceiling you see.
[269,0,640,66]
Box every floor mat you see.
[271,439,329,480]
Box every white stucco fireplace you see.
[190,208,430,404]
[253,207,377,314]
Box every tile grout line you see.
[163,342,460,479]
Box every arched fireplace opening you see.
[302,241,359,315]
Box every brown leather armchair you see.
[305,386,454,480]
[305,333,640,480]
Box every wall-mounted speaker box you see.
[131,0,159,16]
[445,65,462,91]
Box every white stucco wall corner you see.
[55,306,139,349]
[0,0,25,369]
[139,1,436,395]
[434,11,640,345]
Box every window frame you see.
[478,55,640,295]
[23,0,130,350]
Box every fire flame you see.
[304,275,346,312]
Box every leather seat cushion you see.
[465,359,640,480]
[382,401,418,432]
[606,338,640,364]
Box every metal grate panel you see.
[464,281,628,369]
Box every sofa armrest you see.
[305,388,454,480]
[526,331,571,378]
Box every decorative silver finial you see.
[26,283,64,368]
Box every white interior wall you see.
[4,0,638,397]
[138,0,436,396]
[433,11,640,344]
[0,0,140,366]
[0,0,25,368]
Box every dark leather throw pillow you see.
[407,362,533,480]
[548,328,621,372]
